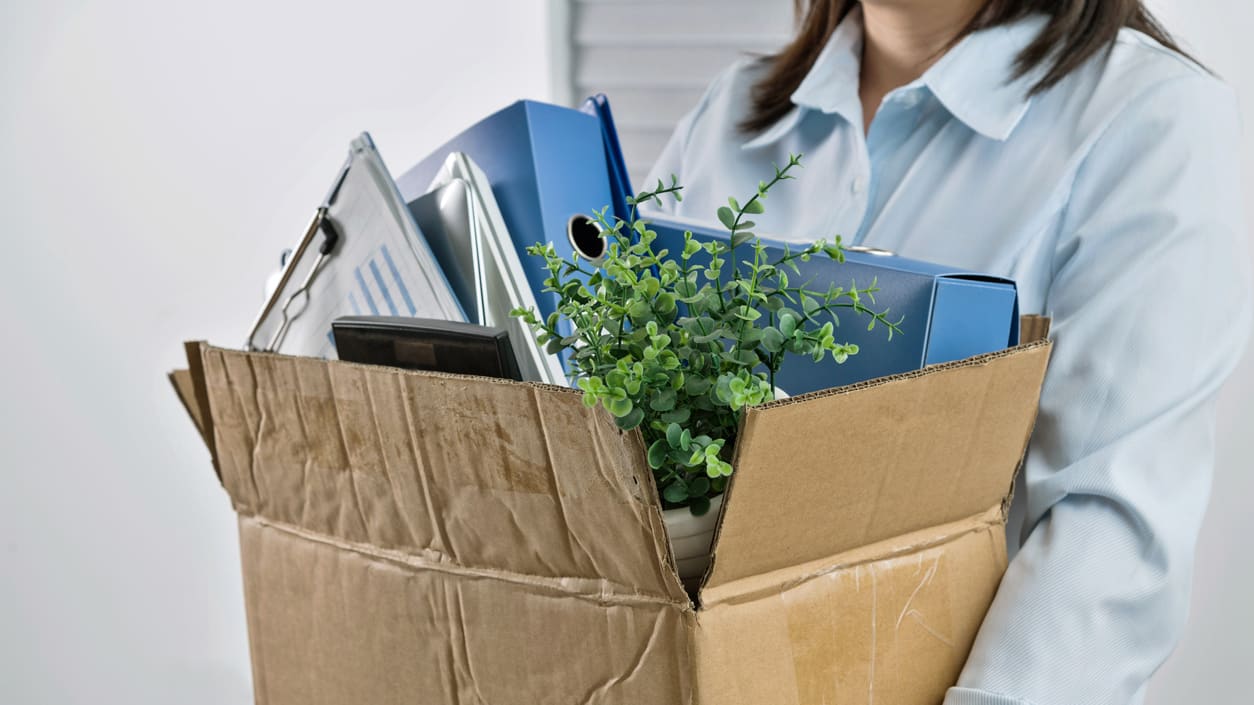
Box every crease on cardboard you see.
[867,560,878,703]
[189,342,687,603]
[250,513,690,609]
[895,553,944,637]
[572,596,693,705]
[702,341,1052,593]
[238,515,694,705]
[211,347,267,512]
[694,517,1007,705]
[361,367,411,544]
[393,370,455,557]
[448,577,492,704]
[531,384,615,579]
[324,358,374,540]
[699,504,1004,608]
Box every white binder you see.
[409,152,568,385]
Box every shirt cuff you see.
[944,687,1034,705]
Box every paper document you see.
[245,133,464,358]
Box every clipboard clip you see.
[244,154,354,353]
[244,206,342,352]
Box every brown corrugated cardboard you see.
[173,336,1050,705]
[168,369,208,447]
[694,511,1007,705]
[1020,314,1051,345]
[704,343,1048,594]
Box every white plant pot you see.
[663,495,724,585]
[660,390,786,588]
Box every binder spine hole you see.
[567,215,607,263]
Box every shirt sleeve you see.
[946,75,1253,705]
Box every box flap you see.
[694,513,1008,705]
[1020,314,1051,344]
[168,369,208,445]
[179,341,224,483]
[702,341,1051,593]
[191,343,687,603]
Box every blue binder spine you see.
[397,101,616,324]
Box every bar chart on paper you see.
[253,134,465,359]
[309,243,431,359]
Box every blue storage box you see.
[649,219,1021,395]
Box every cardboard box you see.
[172,327,1050,705]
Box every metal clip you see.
[847,245,895,256]
[243,206,341,351]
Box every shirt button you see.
[851,177,866,195]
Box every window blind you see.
[555,0,793,186]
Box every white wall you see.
[0,1,549,703]
[1,1,1250,704]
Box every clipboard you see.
[409,152,568,385]
[245,133,464,357]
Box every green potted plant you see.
[513,155,900,583]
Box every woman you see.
[645,1,1251,703]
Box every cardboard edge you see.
[694,408,753,601]
[757,338,1052,411]
[183,341,223,483]
[629,424,691,599]
[1019,314,1051,345]
[168,369,209,445]
[243,513,691,610]
[1000,316,1051,516]
[699,504,1007,608]
[199,341,583,397]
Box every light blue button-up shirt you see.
[644,7,1252,704]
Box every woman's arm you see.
[947,74,1252,705]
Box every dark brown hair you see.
[742,0,1193,134]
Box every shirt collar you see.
[921,13,1048,140]
[749,6,1047,146]
[789,5,865,125]
[741,8,864,151]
